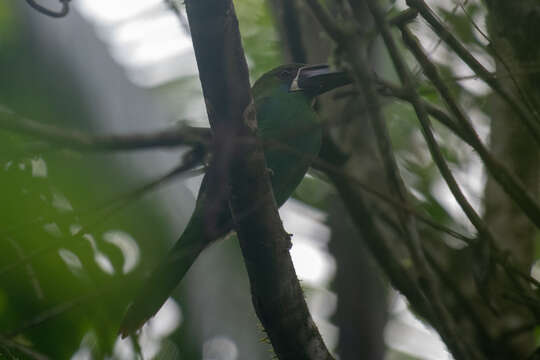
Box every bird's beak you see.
[289,64,351,95]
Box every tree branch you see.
[399,26,540,236]
[0,106,210,151]
[364,1,479,359]
[184,0,332,359]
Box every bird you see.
[119,63,351,337]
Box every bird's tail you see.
[118,213,209,338]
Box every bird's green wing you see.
[256,92,322,207]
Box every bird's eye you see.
[277,69,293,79]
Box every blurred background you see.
[0,0,492,359]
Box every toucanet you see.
[119,64,351,337]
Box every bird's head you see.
[252,63,351,99]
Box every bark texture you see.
[185,1,333,358]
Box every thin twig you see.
[312,157,475,243]
[413,0,460,78]
[7,237,44,300]
[406,0,540,146]
[164,0,191,35]
[400,26,540,230]
[423,247,497,356]
[365,1,479,359]
[329,171,436,323]
[25,0,70,18]
[315,136,540,317]
[0,334,49,360]
[388,8,418,27]
[456,0,539,120]
[449,66,540,82]
[5,294,93,338]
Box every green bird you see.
[119,64,350,337]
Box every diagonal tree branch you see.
[362,2,475,359]
[304,2,477,358]
[184,0,333,359]
[406,0,540,146]
[398,25,540,236]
